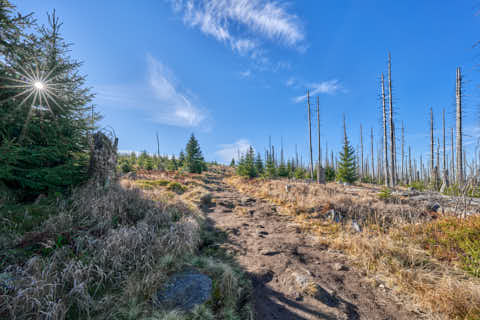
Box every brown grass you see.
[0,169,251,320]
[226,176,480,319]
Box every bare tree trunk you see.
[388,52,396,187]
[307,90,314,179]
[450,127,455,183]
[316,96,324,183]
[401,122,405,183]
[325,142,329,167]
[408,146,412,183]
[430,107,435,185]
[360,124,364,179]
[456,67,463,184]
[382,73,390,187]
[441,108,449,191]
[371,127,375,181]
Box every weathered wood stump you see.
[88,132,118,189]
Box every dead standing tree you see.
[316,96,325,183]
[381,73,390,187]
[388,52,396,187]
[307,90,314,179]
[371,127,375,181]
[430,107,436,186]
[456,67,463,184]
[441,108,449,191]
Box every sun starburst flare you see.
[1,60,64,138]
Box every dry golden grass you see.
[226,176,480,319]
[0,170,252,320]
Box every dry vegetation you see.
[226,176,480,319]
[0,167,252,320]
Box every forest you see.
[1,1,480,320]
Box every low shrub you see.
[167,181,187,194]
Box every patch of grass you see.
[1,170,252,320]
[407,180,427,191]
[377,187,392,201]
[167,181,187,194]
[407,215,480,277]
[135,179,171,190]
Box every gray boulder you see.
[155,270,212,311]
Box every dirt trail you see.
[204,174,419,320]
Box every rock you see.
[242,197,256,205]
[258,231,269,236]
[218,200,235,209]
[332,263,348,271]
[327,209,343,223]
[155,270,212,311]
[426,202,441,212]
[285,184,292,193]
[292,272,309,289]
[351,220,362,233]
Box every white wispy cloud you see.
[170,0,305,58]
[293,80,343,103]
[239,69,252,78]
[147,54,207,127]
[96,55,209,129]
[215,139,251,162]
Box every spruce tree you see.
[255,152,264,176]
[184,134,205,174]
[178,150,185,167]
[168,155,178,171]
[0,7,98,197]
[336,115,358,184]
[230,158,235,167]
[265,151,276,178]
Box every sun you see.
[0,60,65,139]
[33,81,45,90]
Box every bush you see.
[166,181,187,194]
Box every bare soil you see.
[203,174,420,320]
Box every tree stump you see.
[88,132,118,189]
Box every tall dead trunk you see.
[388,52,396,187]
[371,127,375,181]
[382,73,390,187]
[456,67,463,184]
[316,96,324,183]
[307,90,314,179]
[441,108,449,190]
[360,124,364,179]
[408,146,412,183]
[430,107,435,184]
[401,122,405,183]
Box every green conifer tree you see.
[184,134,205,174]
[178,150,185,167]
[168,155,178,171]
[230,158,236,167]
[255,152,264,175]
[265,151,276,178]
[336,115,358,183]
[0,7,98,197]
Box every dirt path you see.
[204,174,420,320]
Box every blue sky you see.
[18,1,480,164]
